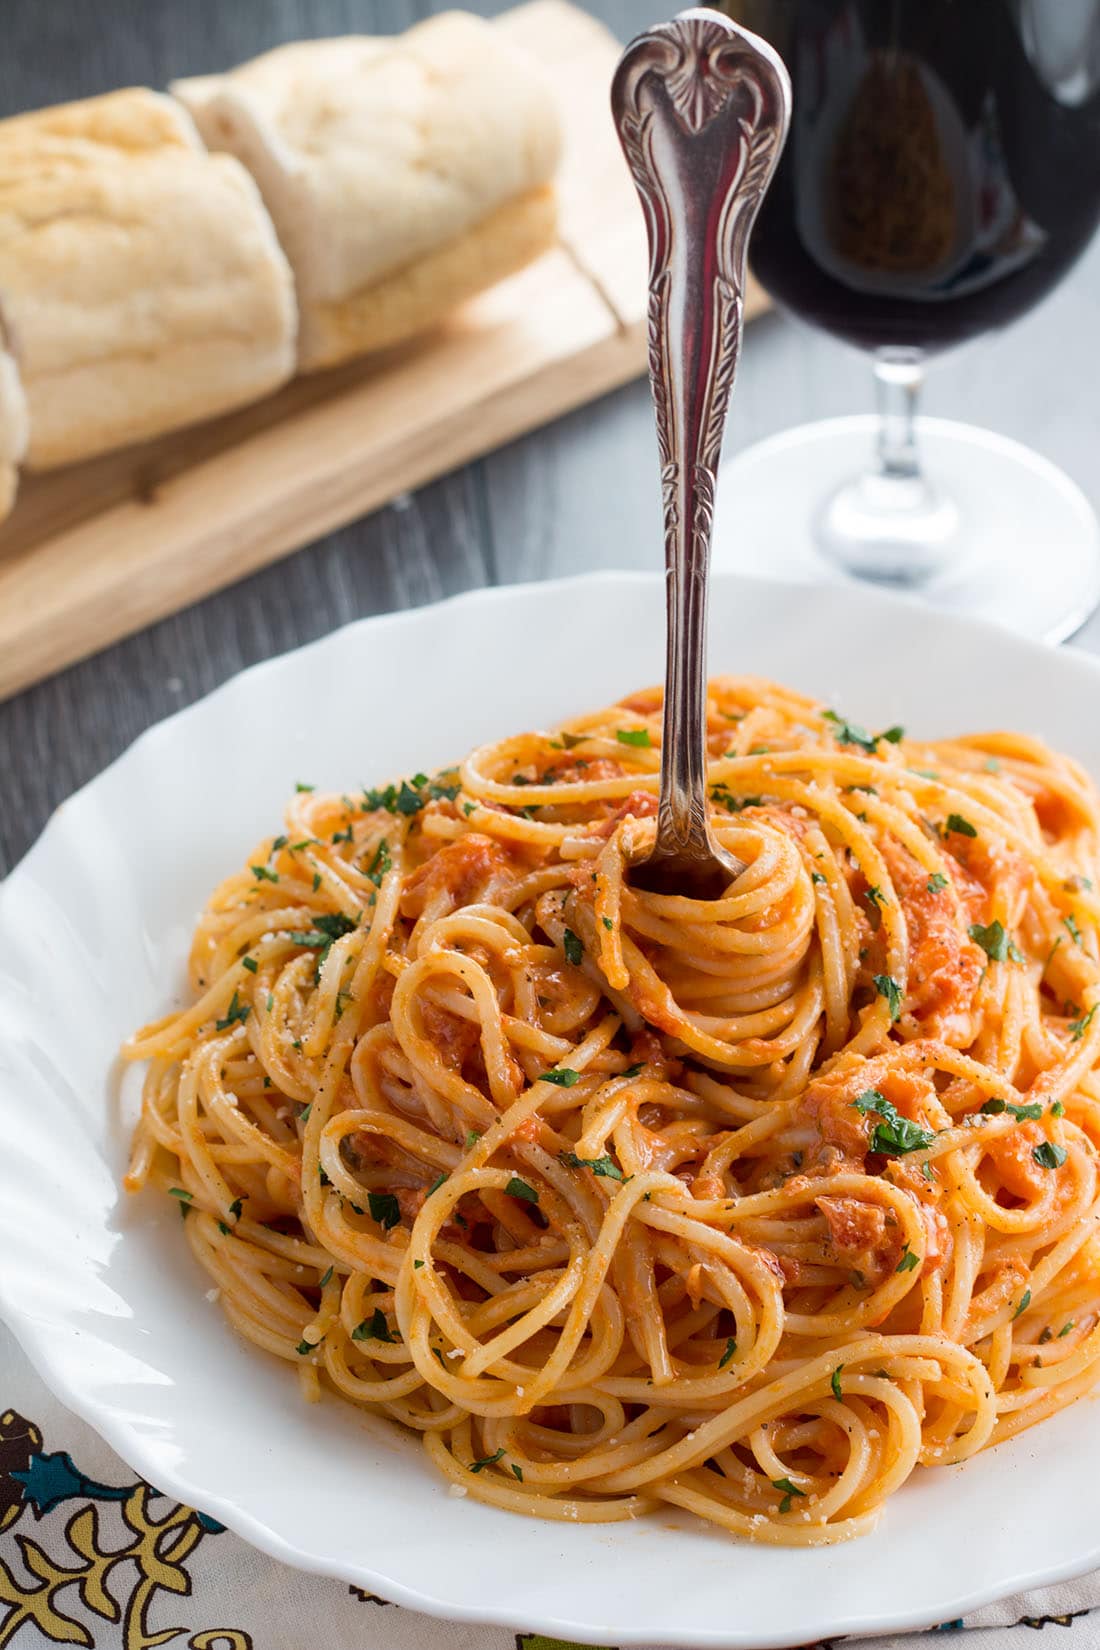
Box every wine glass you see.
[712,0,1100,639]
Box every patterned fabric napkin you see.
[1,1324,1095,1650]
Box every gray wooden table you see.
[2,0,1099,878]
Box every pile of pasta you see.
[125,677,1100,1544]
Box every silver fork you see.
[611,9,790,898]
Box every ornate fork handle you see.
[612,10,790,893]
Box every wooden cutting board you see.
[0,0,768,703]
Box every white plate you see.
[3,572,1100,1650]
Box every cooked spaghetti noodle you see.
[124,678,1100,1544]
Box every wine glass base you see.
[713,416,1100,643]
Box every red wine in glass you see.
[715,0,1100,635]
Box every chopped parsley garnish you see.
[1064,914,1084,947]
[319,1266,333,1288]
[562,928,584,966]
[926,872,948,894]
[368,1191,401,1229]
[811,871,827,886]
[168,1187,192,1203]
[286,911,357,970]
[228,1197,243,1220]
[250,864,279,883]
[299,1103,312,1122]
[831,1366,844,1401]
[314,913,356,943]
[241,956,258,974]
[921,1161,936,1182]
[822,710,876,752]
[559,1150,623,1181]
[312,873,322,892]
[215,990,251,1031]
[944,813,977,838]
[427,779,461,802]
[362,785,397,811]
[873,974,903,1022]
[363,774,440,816]
[367,841,391,886]
[620,1063,644,1079]
[1032,1142,1067,1171]
[392,781,422,815]
[980,1098,1042,1121]
[511,1462,524,1482]
[616,727,651,748]
[718,1337,737,1369]
[896,1247,919,1273]
[710,784,762,814]
[852,1088,935,1157]
[295,781,315,792]
[539,1068,580,1087]
[1013,1290,1032,1320]
[968,920,1023,964]
[1051,1100,1066,1117]
[772,1477,806,1515]
[413,1259,424,1269]
[1059,1321,1075,1338]
[295,1339,315,1356]
[879,725,904,744]
[505,1177,539,1205]
[352,1309,396,1344]
[427,1172,448,1196]
[602,915,613,930]
[468,1449,506,1473]
[864,885,886,910]
[464,1130,481,1149]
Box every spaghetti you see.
[124,677,1100,1544]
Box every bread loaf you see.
[172,12,561,371]
[0,303,28,519]
[0,88,298,470]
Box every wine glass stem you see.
[874,347,923,480]
[814,346,960,584]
